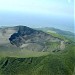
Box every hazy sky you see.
[0,0,74,32]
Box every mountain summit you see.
[9,26,62,51]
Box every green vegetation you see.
[47,32,69,42]
[0,49,49,58]
[37,27,75,42]
[45,42,60,52]
[0,44,75,75]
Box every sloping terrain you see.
[9,26,63,52]
[0,26,20,46]
[0,26,65,52]
[0,45,75,75]
[0,26,75,75]
[36,27,75,42]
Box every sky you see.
[0,0,74,32]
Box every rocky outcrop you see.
[9,26,61,51]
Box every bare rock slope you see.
[9,26,62,51]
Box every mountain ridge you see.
[9,26,63,52]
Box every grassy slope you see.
[0,49,49,58]
[37,27,75,42]
[47,32,69,42]
[0,44,75,75]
